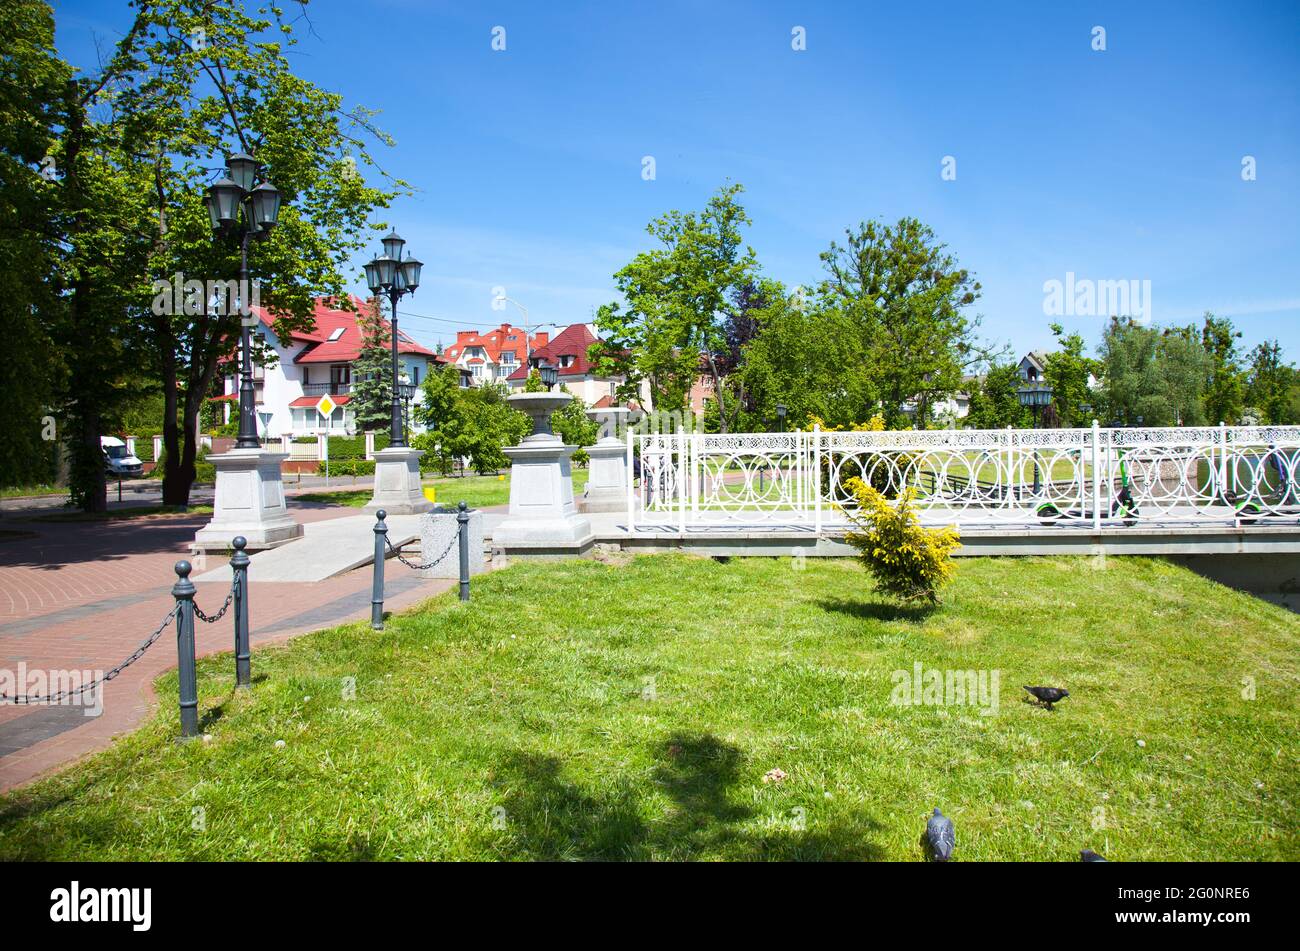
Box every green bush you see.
[839,478,960,605]
[317,459,375,478]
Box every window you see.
[560,354,575,368]
[501,351,516,364]
[330,365,351,389]
[412,365,421,385]
[327,327,345,341]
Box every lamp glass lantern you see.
[226,152,258,193]
[363,259,383,294]
[381,230,405,261]
[203,194,221,231]
[540,365,558,390]
[372,254,397,288]
[399,254,422,293]
[248,182,281,232]
[207,177,243,230]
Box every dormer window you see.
[559,354,575,368]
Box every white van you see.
[101,436,144,479]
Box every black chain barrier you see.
[385,531,457,571]
[0,603,180,705]
[194,575,237,624]
[371,504,472,631]
[2,536,254,741]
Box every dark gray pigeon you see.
[1024,685,1069,709]
[925,807,955,862]
[1080,848,1107,862]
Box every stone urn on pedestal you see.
[493,391,593,550]
[195,447,302,553]
[582,406,638,513]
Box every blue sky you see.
[53,0,1300,362]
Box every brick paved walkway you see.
[0,500,454,792]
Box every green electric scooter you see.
[1036,447,1139,526]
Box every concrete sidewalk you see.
[194,512,426,583]
[0,501,458,792]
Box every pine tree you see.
[351,297,393,432]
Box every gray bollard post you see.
[172,560,199,739]
[457,501,470,602]
[372,509,387,630]
[231,536,251,687]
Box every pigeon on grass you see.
[925,808,955,862]
[1080,848,1107,862]
[1023,685,1069,709]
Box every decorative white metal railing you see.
[627,424,1300,532]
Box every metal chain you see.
[385,529,459,571]
[194,575,237,624]
[0,603,181,705]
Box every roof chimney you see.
[533,331,549,349]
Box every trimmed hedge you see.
[317,459,375,478]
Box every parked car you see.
[101,436,144,479]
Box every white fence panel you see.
[628,426,1300,532]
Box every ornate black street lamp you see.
[206,152,281,450]
[364,230,423,447]
[539,365,558,391]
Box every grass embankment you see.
[0,555,1295,861]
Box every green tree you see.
[456,382,529,473]
[81,0,402,506]
[1245,341,1296,424]
[736,279,867,430]
[1044,323,1099,427]
[592,183,757,430]
[965,363,1030,429]
[350,297,392,431]
[414,363,467,475]
[0,0,66,488]
[818,217,988,428]
[1201,313,1244,425]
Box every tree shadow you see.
[488,732,888,861]
[816,597,936,623]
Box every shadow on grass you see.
[816,597,936,623]
[490,732,886,861]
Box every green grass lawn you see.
[296,470,589,510]
[0,484,66,499]
[1,554,1295,861]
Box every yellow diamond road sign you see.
[315,394,336,418]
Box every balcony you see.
[301,381,415,399]
[302,382,351,396]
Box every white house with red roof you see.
[441,322,544,385]
[215,295,443,438]
[505,323,623,405]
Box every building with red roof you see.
[216,295,455,438]
[504,323,623,406]
[441,322,541,385]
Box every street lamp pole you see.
[364,231,423,449]
[206,152,282,450]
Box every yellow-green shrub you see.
[840,477,960,605]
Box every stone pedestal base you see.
[194,449,302,552]
[365,447,433,515]
[583,439,629,513]
[418,508,486,579]
[493,436,592,549]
